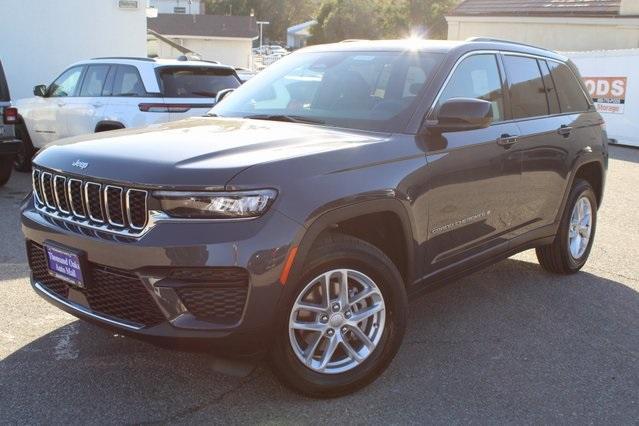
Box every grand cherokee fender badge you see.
[72,160,89,170]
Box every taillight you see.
[138,103,191,113]
[3,107,17,124]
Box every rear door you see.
[504,54,592,235]
[156,66,241,121]
[424,53,521,272]
[103,65,162,129]
[65,63,112,137]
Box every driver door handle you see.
[497,134,519,147]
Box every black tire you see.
[536,179,597,274]
[0,156,13,186]
[269,232,408,398]
[14,123,34,172]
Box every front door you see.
[423,53,522,272]
[35,65,85,144]
[65,64,112,137]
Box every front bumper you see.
[0,137,21,156]
[22,199,303,357]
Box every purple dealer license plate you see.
[44,244,85,288]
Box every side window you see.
[436,54,504,123]
[111,65,146,97]
[79,65,110,97]
[539,60,560,115]
[48,66,84,97]
[547,61,591,113]
[503,55,548,119]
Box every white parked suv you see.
[14,57,241,170]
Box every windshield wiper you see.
[244,114,324,125]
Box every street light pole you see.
[256,21,270,50]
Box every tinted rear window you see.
[547,61,591,113]
[158,67,240,98]
[503,55,548,119]
[0,61,10,102]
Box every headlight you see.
[153,189,277,219]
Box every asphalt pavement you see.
[1,146,638,424]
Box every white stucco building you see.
[0,0,147,101]
[148,0,204,15]
[447,0,639,51]
[147,14,258,68]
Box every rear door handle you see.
[92,102,104,108]
[558,125,573,137]
[57,102,66,107]
[497,134,519,147]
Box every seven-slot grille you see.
[32,168,148,235]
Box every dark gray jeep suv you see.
[22,39,608,397]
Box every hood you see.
[33,117,385,188]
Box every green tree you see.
[204,0,317,44]
[309,0,459,44]
[309,0,380,45]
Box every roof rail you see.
[91,57,156,62]
[465,37,555,53]
[340,39,368,43]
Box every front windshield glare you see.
[212,50,443,132]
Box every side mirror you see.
[33,85,47,97]
[215,88,234,104]
[428,98,493,132]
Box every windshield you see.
[212,50,443,132]
[158,67,241,98]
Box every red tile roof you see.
[450,0,623,17]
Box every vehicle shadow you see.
[609,144,639,164]
[1,257,638,424]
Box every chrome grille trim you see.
[104,185,125,227]
[84,182,104,223]
[41,172,56,209]
[67,178,86,218]
[53,175,70,214]
[32,169,44,205]
[31,168,150,237]
[126,189,149,230]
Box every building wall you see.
[0,0,147,101]
[149,0,203,15]
[447,16,639,51]
[149,36,253,68]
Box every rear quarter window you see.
[158,67,240,98]
[547,61,591,113]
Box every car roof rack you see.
[91,56,156,62]
[340,39,369,43]
[465,37,555,53]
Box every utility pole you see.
[256,21,270,50]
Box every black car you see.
[22,38,608,397]
[0,59,22,186]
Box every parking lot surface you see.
[1,146,638,424]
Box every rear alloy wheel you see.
[270,233,407,398]
[536,179,597,274]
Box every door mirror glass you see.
[33,85,47,97]
[430,97,493,132]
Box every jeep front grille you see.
[32,168,148,236]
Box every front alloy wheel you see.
[270,233,407,398]
[289,269,386,374]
